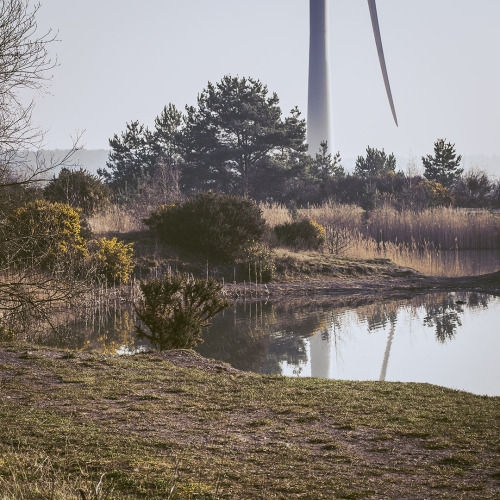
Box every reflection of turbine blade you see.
[379,321,395,381]
[367,0,398,126]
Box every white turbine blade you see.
[368,0,398,126]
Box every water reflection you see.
[45,305,147,355]
[42,291,499,396]
[200,292,500,396]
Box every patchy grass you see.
[271,248,413,280]
[0,343,499,499]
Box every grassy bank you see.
[1,342,499,499]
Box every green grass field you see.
[1,343,499,498]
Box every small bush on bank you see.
[236,242,275,283]
[134,273,230,350]
[43,168,111,216]
[87,237,134,284]
[2,200,88,268]
[144,192,266,261]
[274,218,326,250]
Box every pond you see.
[51,290,500,397]
[197,292,500,397]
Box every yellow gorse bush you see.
[417,180,454,207]
[93,237,134,284]
[309,219,326,242]
[274,218,326,250]
[6,200,88,266]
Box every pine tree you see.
[151,103,183,166]
[98,121,155,193]
[354,147,396,177]
[311,141,344,181]
[422,139,463,188]
[180,75,307,197]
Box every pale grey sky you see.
[27,0,500,172]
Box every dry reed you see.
[89,205,146,235]
[261,202,499,276]
[364,206,498,250]
[89,202,498,277]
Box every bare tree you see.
[0,0,85,337]
[0,0,57,152]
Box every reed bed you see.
[364,206,499,250]
[260,202,365,229]
[259,202,293,227]
[88,202,499,277]
[261,202,499,276]
[344,231,465,276]
[302,202,365,229]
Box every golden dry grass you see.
[88,205,145,234]
[363,205,498,250]
[89,202,498,277]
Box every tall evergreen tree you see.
[99,104,184,197]
[152,103,183,166]
[354,147,396,177]
[422,139,463,188]
[180,75,307,197]
[98,121,155,193]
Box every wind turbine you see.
[307,0,398,155]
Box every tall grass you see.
[362,206,499,250]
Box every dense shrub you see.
[452,169,494,208]
[88,237,134,284]
[43,167,111,215]
[2,200,88,268]
[134,273,230,350]
[274,218,325,250]
[0,184,43,215]
[416,180,454,207]
[144,192,266,261]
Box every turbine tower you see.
[307,0,398,155]
[307,0,331,156]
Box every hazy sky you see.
[28,0,500,169]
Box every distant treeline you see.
[91,76,499,210]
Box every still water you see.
[54,291,500,397]
[197,292,500,397]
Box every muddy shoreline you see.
[223,268,500,303]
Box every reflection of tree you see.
[45,304,145,354]
[198,301,326,374]
[422,291,490,343]
[467,292,488,309]
[423,295,462,343]
[355,302,398,332]
[40,291,494,372]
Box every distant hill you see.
[23,149,110,179]
[24,149,500,181]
